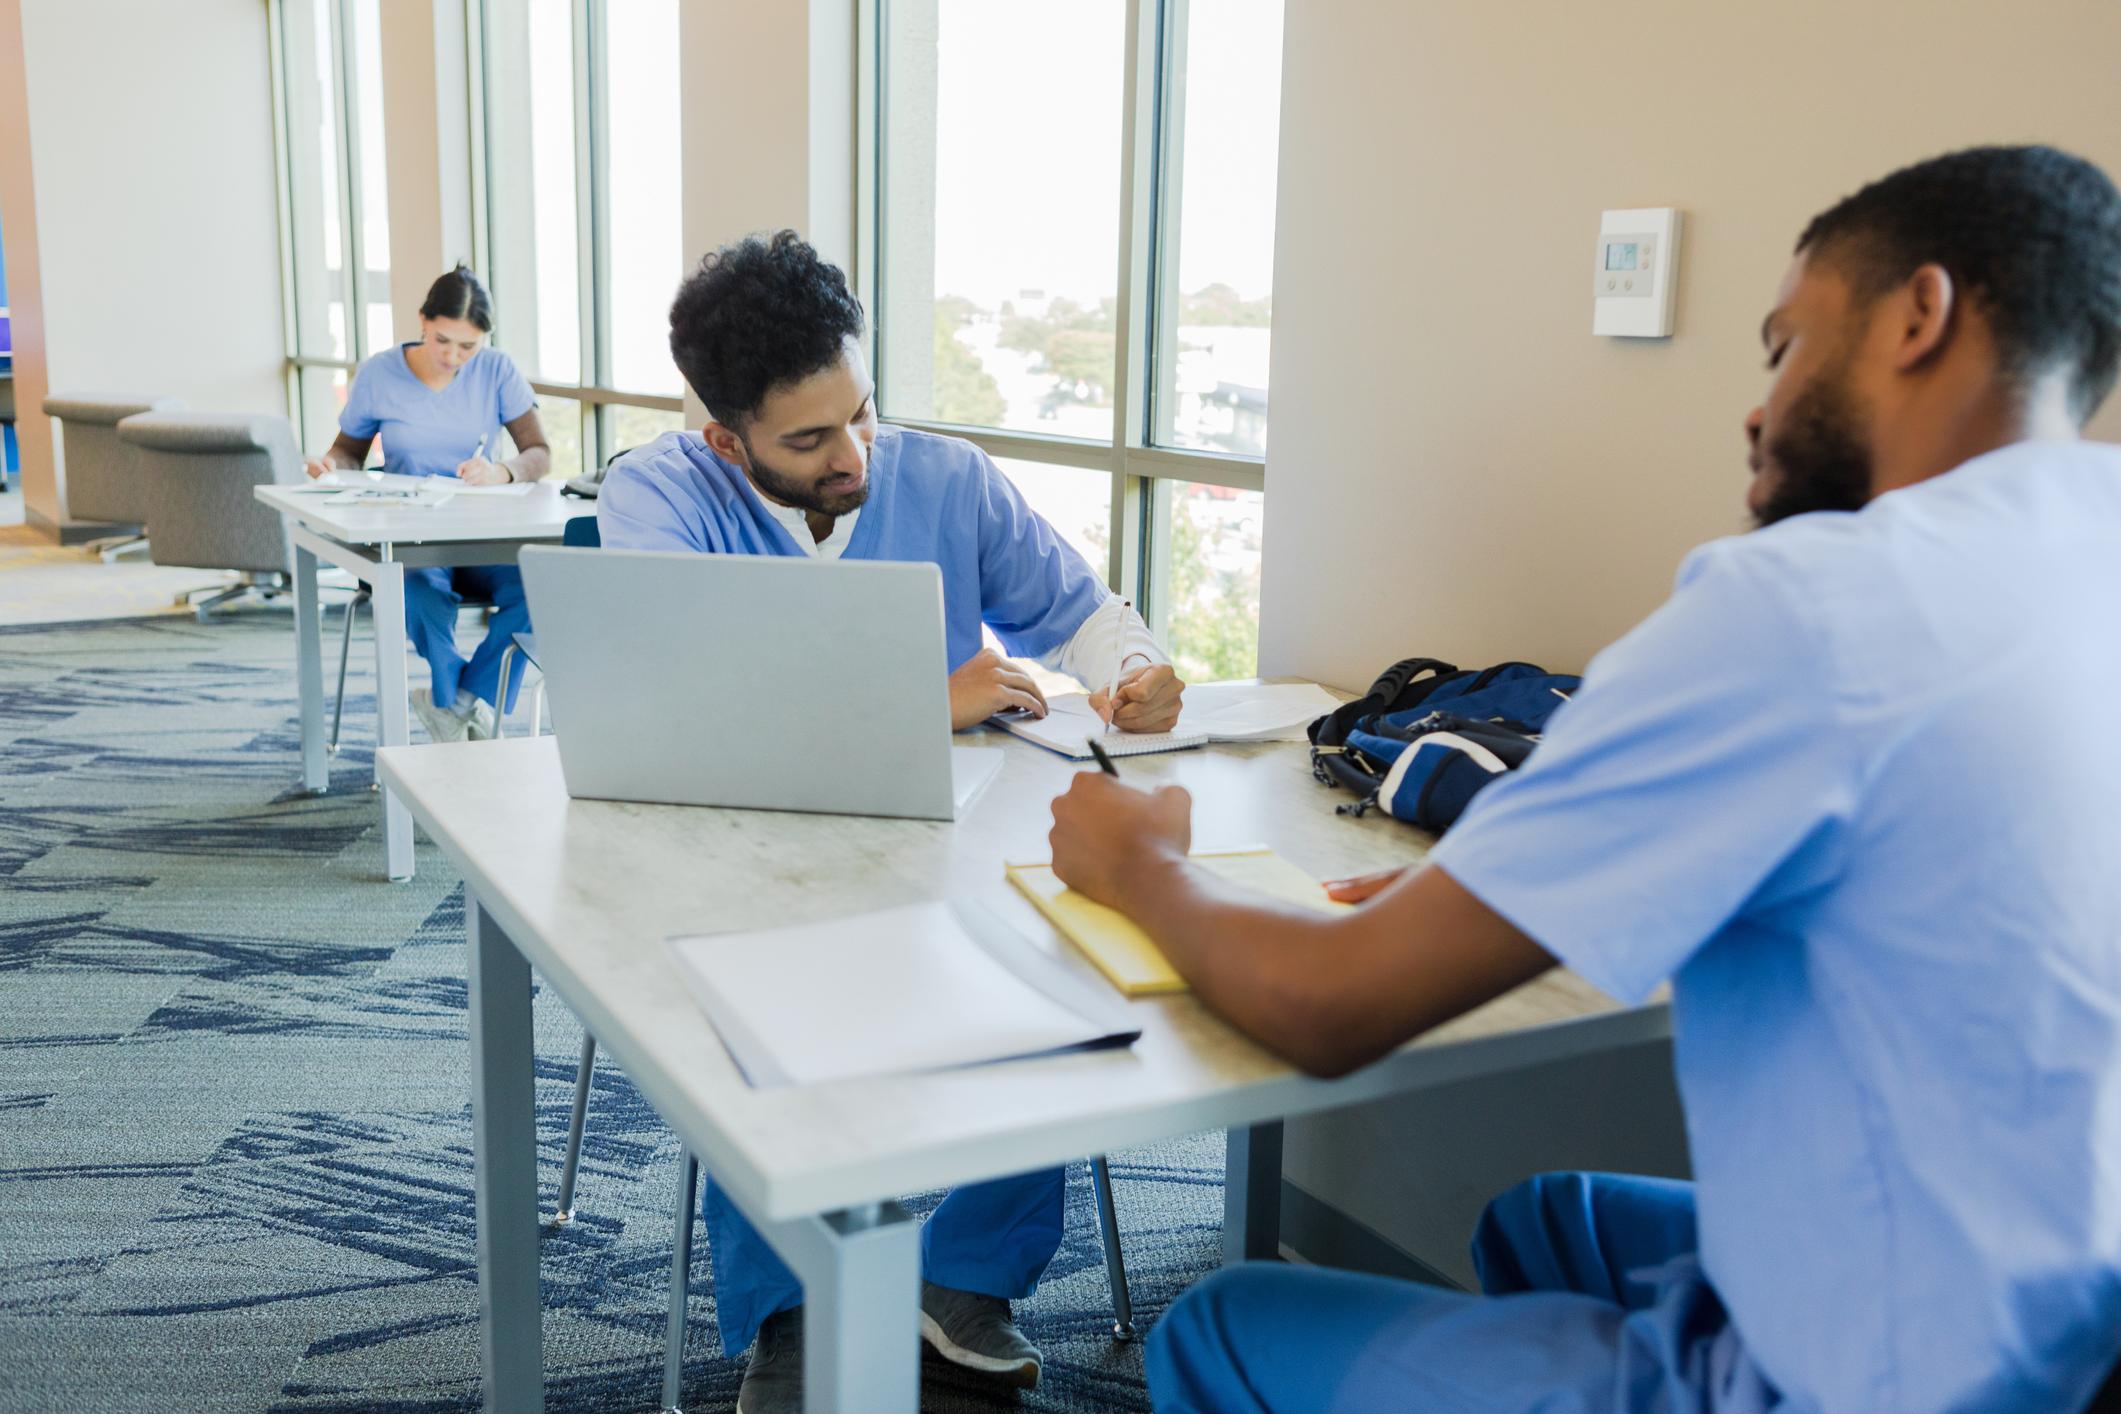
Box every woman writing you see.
[304,266,549,742]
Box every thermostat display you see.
[1594,208,1682,338]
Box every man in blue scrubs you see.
[1048,145,2121,1411]
[598,231,1187,1411]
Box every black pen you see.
[1086,737,1119,777]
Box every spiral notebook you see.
[991,682,1342,761]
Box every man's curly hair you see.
[668,230,867,429]
[1797,145,2121,420]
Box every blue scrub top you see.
[1431,439,2121,1410]
[596,425,1108,672]
[339,343,536,478]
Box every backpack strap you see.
[1308,657,1458,749]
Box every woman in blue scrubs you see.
[302,266,550,742]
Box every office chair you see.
[554,1054,1138,1413]
[116,410,303,618]
[488,512,599,739]
[325,511,596,752]
[45,393,186,559]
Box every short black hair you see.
[420,264,494,332]
[668,231,866,428]
[1796,145,2121,420]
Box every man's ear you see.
[1894,262,1958,374]
[702,420,748,467]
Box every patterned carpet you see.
[0,611,1226,1412]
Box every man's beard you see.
[1754,356,1874,528]
[741,437,870,518]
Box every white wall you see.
[2,0,286,533]
[1259,0,2121,690]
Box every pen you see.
[1103,598,1131,735]
[466,431,488,477]
[1087,736,1119,777]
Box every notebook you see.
[665,898,1139,1087]
[1006,847,1354,995]
[993,681,1343,761]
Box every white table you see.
[255,482,578,880]
[377,730,1671,1411]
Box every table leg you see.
[468,898,544,1411]
[776,1204,921,1413]
[1223,1121,1285,1264]
[369,555,414,882]
[293,544,327,794]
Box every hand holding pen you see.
[456,431,511,485]
[1088,600,1186,734]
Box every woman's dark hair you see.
[1797,145,2121,420]
[420,264,495,333]
[668,231,866,428]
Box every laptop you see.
[517,546,1003,821]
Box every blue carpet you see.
[0,613,1225,1411]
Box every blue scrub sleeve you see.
[596,463,707,552]
[971,451,1106,661]
[492,350,536,424]
[339,357,383,439]
[1430,537,1860,1002]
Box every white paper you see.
[666,900,1136,1087]
[992,681,1341,758]
[318,469,536,497]
[1173,681,1342,742]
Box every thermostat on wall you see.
[1594,207,1682,338]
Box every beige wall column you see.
[379,0,475,334]
[677,0,859,423]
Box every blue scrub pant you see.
[1149,1172,1781,1413]
[702,1166,1067,1356]
[402,564,529,713]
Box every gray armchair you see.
[43,392,186,558]
[116,411,303,620]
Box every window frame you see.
[465,0,686,477]
[860,0,1270,644]
[270,0,394,446]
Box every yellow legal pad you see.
[1005,848,1353,996]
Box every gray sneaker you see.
[462,699,498,740]
[736,1307,802,1414]
[919,1282,1042,1388]
[408,688,470,744]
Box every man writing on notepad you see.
[596,230,1186,1410]
[1049,146,2121,1411]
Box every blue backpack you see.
[1308,658,1581,833]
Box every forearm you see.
[1109,854,1558,1078]
[504,445,551,483]
[1113,850,1377,1075]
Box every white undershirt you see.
[759,498,1168,688]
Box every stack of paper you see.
[992,680,1342,760]
[1007,848,1353,995]
[318,469,537,498]
[665,899,1139,1087]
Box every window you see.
[874,0,1283,682]
[271,0,392,458]
[475,0,685,473]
